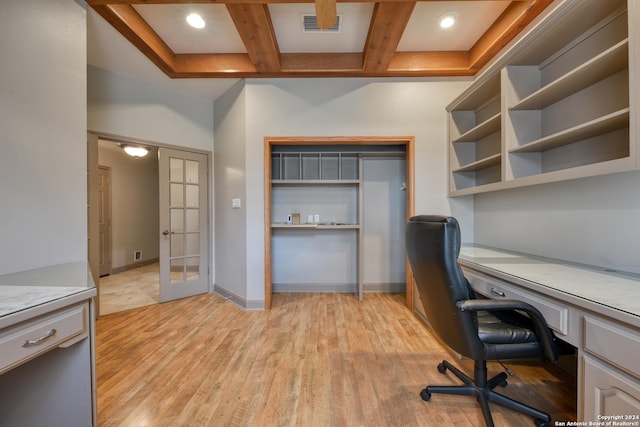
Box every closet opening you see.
[264,136,415,310]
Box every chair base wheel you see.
[535,419,550,427]
[437,362,447,374]
[420,388,431,401]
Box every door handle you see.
[162,230,170,236]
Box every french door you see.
[158,147,209,303]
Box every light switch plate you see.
[232,198,241,209]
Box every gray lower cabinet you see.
[582,316,640,420]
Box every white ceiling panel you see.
[269,3,375,53]
[133,4,246,53]
[398,1,510,51]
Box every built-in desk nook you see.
[456,245,640,422]
[0,262,97,427]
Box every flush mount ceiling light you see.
[122,145,149,158]
[438,13,456,29]
[186,13,205,29]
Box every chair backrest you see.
[406,215,483,359]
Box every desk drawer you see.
[0,303,88,374]
[584,315,640,377]
[464,269,569,337]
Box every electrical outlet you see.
[232,198,241,209]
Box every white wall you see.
[474,170,640,274]
[0,0,87,274]
[98,141,159,270]
[223,78,471,304]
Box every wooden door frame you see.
[98,165,113,277]
[264,136,415,310]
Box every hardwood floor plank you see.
[96,292,576,426]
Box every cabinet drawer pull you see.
[22,329,57,347]
[490,287,506,297]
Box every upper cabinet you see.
[447,0,639,196]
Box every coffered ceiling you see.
[87,0,553,79]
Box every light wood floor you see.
[99,263,159,315]
[96,293,576,426]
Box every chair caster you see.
[535,418,550,427]
[499,380,508,387]
[437,362,447,374]
[420,388,431,401]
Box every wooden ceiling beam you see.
[363,2,416,72]
[89,0,518,4]
[280,53,363,73]
[226,4,281,73]
[388,51,473,75]
[90,4,176,76]
[172,54,257,77]
[169,51,475,77]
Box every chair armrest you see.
[456,299,558,362]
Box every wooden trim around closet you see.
[264,136,415,310]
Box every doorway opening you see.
[97,139,160,315]
[88,134,212,316]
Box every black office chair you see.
[406,215,559,427]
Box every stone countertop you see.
[458,245,640,319]
[0,261,96,319]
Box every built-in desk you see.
[0,262,97,427]
[457,245,640,422]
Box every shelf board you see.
[453,113,501,143]
[448,75,500,111]
[509,108,630,153]
[272,179,359,185]
[449,180,505,197]
[271,223,359,230]
[452,153,501,173]
[512,39,629,111]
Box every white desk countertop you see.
[0,261,96,322]
[458,245,640,320]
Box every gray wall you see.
[474,170,640,274]
[98,140,160,270]
[0,0,87,274]
[361,156,407,287]
[87,66,214,151]
[213,81,248,300]
[214,78,472,305]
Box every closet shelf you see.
[271,223,360,230]
[511,39,628,111]
[272,179,359,185]
[509,108,630,153]
[453,113,501,143]
[453,153,501,173]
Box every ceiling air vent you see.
[302,14,341,33]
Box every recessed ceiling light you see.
[438,13,456,29]
[186,13,205,29]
